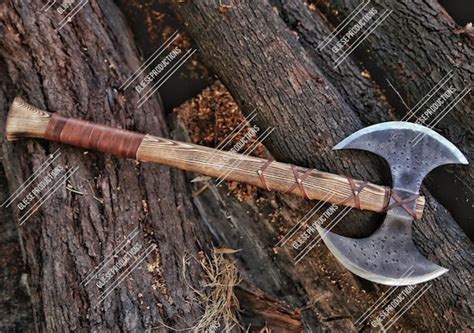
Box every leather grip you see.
[45,113,144,159]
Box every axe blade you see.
[333,121,468,193]
[318,121,467,285]
[316,216,448,286]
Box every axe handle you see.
[5,98,425,219]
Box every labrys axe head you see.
[317,122,468,286]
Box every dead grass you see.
[184,248,242,332]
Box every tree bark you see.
[170,1,473,331]
[274,0,396,125]
[308,0,473,235]
[0,1,209,331]
[0,1,310,331]
[1,0,471,331]
[0,162,36,332]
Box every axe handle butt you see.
[5,97,425,219]
[6,97,144,159]
[6,97,51,141]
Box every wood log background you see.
[168,0,473,330]
[0,0,472,332]
[0,1,210,331]
[310,0,474,240]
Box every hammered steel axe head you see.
[317,122,468,285]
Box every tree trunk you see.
[1,1,312,331]
[0,162,36,332]
[170,1,473,331]
[0,1,209,331]
[309,0,474,236]
[1,0,471,331]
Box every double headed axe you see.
[5,98,468,285]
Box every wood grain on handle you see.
[6,97,143,159]
[5,97,425,218]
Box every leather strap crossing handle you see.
[45,113,144,159]
[5,97,426,219]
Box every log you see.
[1,0,471,330]
[265,0,473,237]
[309,0,474,235]
[169,1,473,331]
[0,1,310,331]
[235,282,304,332]
[0,162,36,332]
[274,0,397,125]
[0,1,210,331]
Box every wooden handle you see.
[5,97,425,219]
[6,97,144,159]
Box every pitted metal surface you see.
[318,121,468,285]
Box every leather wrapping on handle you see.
[45,113,144,159]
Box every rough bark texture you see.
[263,0,473,238]
[311,0,473,236]
[273,0,396,126]
[0,161,36,332]
[0,1,310,331]
[1,0,472,331]
[0,1,209,331]
[170,1,473,331]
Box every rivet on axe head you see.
[317,122,468,286]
